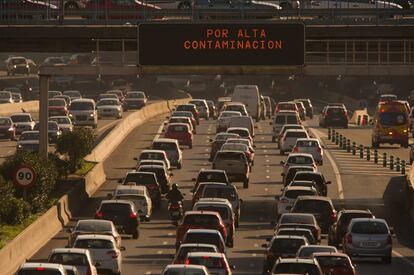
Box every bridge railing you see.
[1,6,414,25]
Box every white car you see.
[277,186,319,216]
[49,116,73,133]
[17,263,67,275]
[271,111,301,142]
[279,129,309,155]
[190,99,210,120]
[161,264,210,275]
[281,153,317,177]
[10,113,35,134]
[223,102,248,116]
[69,99,98,128]
[112,185,152,221]
[212,150,250,188]
[97,98,123,119]
[226,127,253,145]
[293,138,324,165]
[136,149,171,170]
[73,234,123,274]
[48,248,98,275]
[277,124,306,146]
[185,252,233,275]
[217,111,242,133]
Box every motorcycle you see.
[168,201,183,225]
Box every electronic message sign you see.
[138,23,305,66]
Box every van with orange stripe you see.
[371,100,409,148]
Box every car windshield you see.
[127,92,145,98]
[228,129,249,137]
[270,238,304,254]
[288,156,313,165]
[50,117,70,124]
[294,200,331,213]
[183,214,219,226]
[315,256,351,268]
[203,187,237,201]
[74,239,114,249]
[188,256,224,268]
[48,99,65,107]
[97,99,118,106]
[327,108,346,115]
[0,92,11,98]
[20,132,39,140]
[76,221,111,232]
[379,112,407,126]
[70,102,93,110]
[352,221,388,234]
[12,58,26,64]
[34,122,58,131]
[294,173,323,184]
[11,115,31,123]
[197,206,228,219]
[0,118,11,126]
[273,263,320,275]
[49,253,88,266]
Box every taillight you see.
[36,267,46,271]
[95,211,103,218]
[130,212,138,219]
[107,250,119,258]
[293,147,299,152]
[346,234,353,244]
[185,259,190,264]
[331,212,337,221]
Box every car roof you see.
[284,186,316,192]
[186,229,221,234]
[278,227,312,232]
[164,264,208,270]
[75,234,115,241]
[179,243,218,249]
[184,210,221,216]
[199,169,226,174]
[287,153,314,158]
[350,218,387,224]
[186,252,224,258]
[195,198,232,208]
[216,150,245,155]
[72,99,93,103]
[312,252,350,258]
[285,129,307,133]
[101,199,134,205]
[141,149,165,154]
[198,182,228,187]
[11,113,31,116]
[153,138,178,144]
[276,258,317,264]
[115,185,146,192]
[272,235,308,242]
[76,219,112,225]
[50,248,89,254]
[296,138,319,142]
[296,195,332,202]
[20,263,64,269]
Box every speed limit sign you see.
[13,164,36,189]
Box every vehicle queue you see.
[15,85,395,275]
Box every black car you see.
[262,235,308,274]
[120,171,162,209]
[95,200,140,239]
[192,169,230,191]
[319,106,348,128]
[282,166,316,186]
[328,209,374,247]
[290,196,337,233]
[292,171,331,196]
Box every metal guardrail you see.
[1,7,414,25]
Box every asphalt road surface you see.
[28,112,414,274]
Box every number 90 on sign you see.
[13,166,36,188]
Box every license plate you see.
[361,241,378,247]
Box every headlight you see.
[8,128,14,132]
[68,113,73,117]
[26,65,29,68]
[90,113,94,117]
[13,65,17,68]
[17,144,22,148]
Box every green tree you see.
[0,152,58,213]
[56,127,95,173]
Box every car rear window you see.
[101,203,131,214]
[285,190,316,199]
[48,99,65,106]
[294,200,332,213]
[215,152,245,161]
[297,140,318,147]
[0,118,11,126]
[11,115,31,122]
[286,131,308,138]
[168,125,188,132]
[125,173,156,184]
[20,132,39,140]
[294,173,323,184]
[280,215,314,224]
[153,142,176,150]
[299,247,336,257]
[178,246,216,260]
[198,172,227,183]
[340,213,373,226]
[185,233,220,245]
[379,112,407,126]
[273,263,320,275]
[187,256,224,268]
[183,214,219,226]
[49,252,88,266]
[288,156,313,165]
[315,256,350,268]
[327,108,345,115]
[287,116,299,124]
[197,206,228,220]
[140,152,163,160]
[203,187,237,201]
[76,221,111,231]
[74,239,114,249]
[351,221,388,234]
[18,270,62,275]
[270,238,305,254]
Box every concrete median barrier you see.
[0,96,190,275]
[350,108,370,126]
[0,101,39,117]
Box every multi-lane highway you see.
[29,111,414,274]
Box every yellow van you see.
[372,101,409,148]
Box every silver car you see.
[343,218,393,264]
[69,99,98,128]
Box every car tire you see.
[243,178,249,189]
[132,230,139,239]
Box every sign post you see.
[12,164,36,199]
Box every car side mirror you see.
[261,243,268,248]
[133,157,138,161]
[120,246,126,251]
[326,181,332,185]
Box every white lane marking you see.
[162,241,168,245]
[254,243,259,248]
[205,148,209,151]
[154,121,165,140]
[168,232,173,236]
[264,150,268,153]
[252,253,257,257]
[393,250,414,268]
[7,150,12,154]
[266,170,270,173]
[265,155,269,158]
[145,272,152,275]
[157,250,163,254]
[265,188,268,192]
[309,128,344,200]
[266,176,270,179]
[266,159,270,162]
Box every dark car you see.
[0,117,16,140]
[206,100,217,119]
[192,169,230,191]
[290,196,337,233]
[176,104,199,124]
[275,227,317,245]
[119,171,162,209]
[95,200,140,239]
[297,99,314,119]
[282,165,316,186]
[34,121,62,143]
[137,165,171,194]
[209,133,240,161]
[320,106,348,128]
[328,209,374,247]
[292,171,331,196]
[275,213,321,244]
[262,235,308,274]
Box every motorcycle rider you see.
[166,183,184,204]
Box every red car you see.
[84,0,162,20]
[164,123,193,148]
[176,211,227,249]
[48,98,68,116]
[0,117,16,140]
[313,252,356,275]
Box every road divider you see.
[0,96,190,275]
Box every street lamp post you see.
[39,75,49,159]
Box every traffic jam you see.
[15,84,401,275]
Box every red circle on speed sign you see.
[12,164,36,189]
